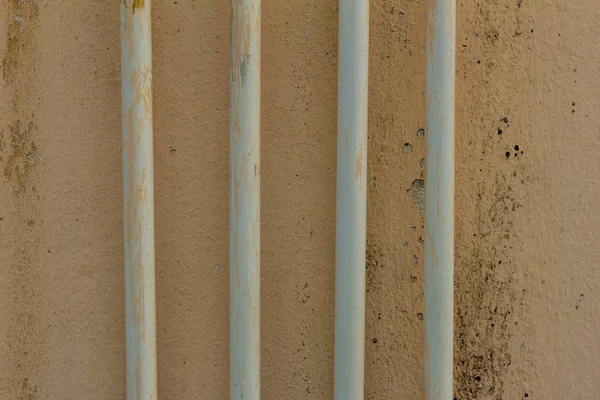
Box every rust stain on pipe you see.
[123,0,146,13]
[132,0,146,13]
[355,142,364,187]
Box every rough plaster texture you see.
[0,0,598,399]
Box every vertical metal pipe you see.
[121,1,157,399]
[230,1,260,400]
[424,0,456,398]
[333,0,369,399]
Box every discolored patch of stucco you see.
[454,169,528,399]
[2,120,38,191]
[453,1,538,397]
[2,1,41,192]
[407,179,424,212]
[0,2,46,399]
[2,0,39,82]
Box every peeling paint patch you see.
[407,179,425,212]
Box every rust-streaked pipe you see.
[424,0,456,398]
[333,0,369,399]
[120,1,157,399]
[230,1,260,400]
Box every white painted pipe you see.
[333,0,369,399]
[120,1,157,399]
[424,0,456,398]
[230,1,260,400]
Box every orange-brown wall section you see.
[0,1,598,399]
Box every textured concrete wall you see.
[0,1,598,399]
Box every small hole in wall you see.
[498,128,503,135]
[514,145,520,151]
[505,152,511,158]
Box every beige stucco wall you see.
[1,1,598,399]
